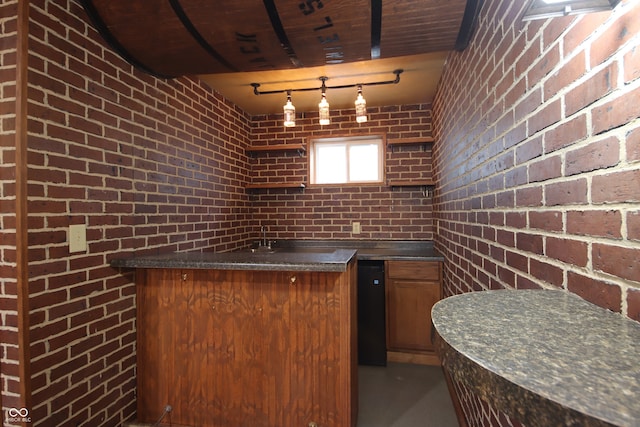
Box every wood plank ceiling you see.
[82,0,481,114]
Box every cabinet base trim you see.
[387,351,440,366]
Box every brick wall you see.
[22,1,253,425]
[9,1,437,424]
[249,106,435,240]
[432,0,640,425]
[451,379,524,427]
[0,0,23,417]
[433,0,640,316]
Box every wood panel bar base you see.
[136,264,358,427]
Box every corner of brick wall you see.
[432,0,640,425]
[0,0,24,417]
[249,105,435,240]
[433,0,640,316]
[24,1,254,425]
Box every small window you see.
[309,136,385,185]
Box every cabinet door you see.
[386,278,441,352]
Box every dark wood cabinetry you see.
[385,260,442,365]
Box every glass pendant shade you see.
[355,85,367,123]
[283,92,295,127]
[318,93,330,125]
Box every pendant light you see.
[250,70,405,126]
[283,90,295,128]
[355,84,367,123]
[318,77,330,125]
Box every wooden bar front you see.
[136,263,358,427]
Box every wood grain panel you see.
[380,0,468,56]
[386,278,440,352]
[84,0,230,76]
[385,260,443,362]
[180,0,297,72]
[82,0,469,76]
[273,0,372,66]
[387,260,441,280]
[137,264,357,427]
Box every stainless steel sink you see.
[248,247,275,253]
[244,246,335,254]
[275,247,336,253]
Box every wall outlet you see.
[352,222,361,234]
[69,224,87,253]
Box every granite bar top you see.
[110,248,357,272]
[111,240,442,273]
[432,290,640,427]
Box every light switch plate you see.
[69,224,87,253]
[352,222,361,234]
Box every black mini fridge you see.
[357,260,387,366]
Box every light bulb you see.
[283,92,295,128]
[355,85,367,123]
[319,93,330,125]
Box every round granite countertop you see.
[432,290,640,427]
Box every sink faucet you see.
[261,225,268,248]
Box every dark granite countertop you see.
[432,290,640,427]
[110,240,442,273]
[271,239,444,261]
[110,248,357,272]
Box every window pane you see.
[310,136,384,185]
[316,144,347,183]
[349,144,379,182]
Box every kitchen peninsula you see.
[432,290,640,427]
[112,248,358,427]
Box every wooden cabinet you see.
[385,260,442,365]
[136,264,357,427]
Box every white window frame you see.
[308,135,386,186]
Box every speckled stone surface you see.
[271,239,444,261]
[432,290,640,427]
[110,248,357,272]
[110,240,443,272]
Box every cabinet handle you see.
[290,275,297,284]
[182,273,188,281]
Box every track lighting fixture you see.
[250,69,403,127]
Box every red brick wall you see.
[432,0,640,425]
[0,0,23,417]
[452,379,524,427]
[433,0,640,317]
[249,106,435,240]
[13,1,436,425]
[24,1,252,425]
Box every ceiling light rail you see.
[251,69,403,127]
[250,69,403,96]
